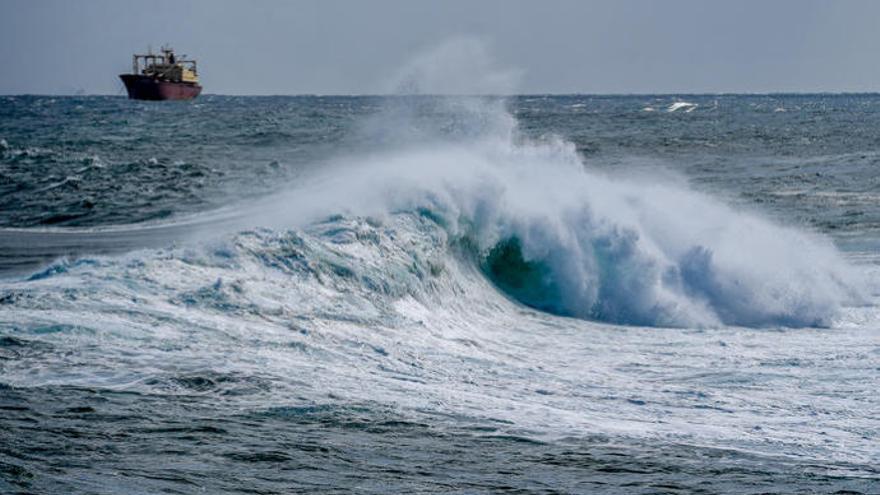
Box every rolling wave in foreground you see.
[2,96,879,493]
[249,97,866,328]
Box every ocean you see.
[1,94,878,494]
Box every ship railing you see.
[132,54,198,77]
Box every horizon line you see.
[3,91,880,98]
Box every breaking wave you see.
[5,94,880,494]
[9,97,867,329]
[227,96,865,328]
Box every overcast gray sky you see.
[2,0,879,95]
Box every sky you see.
[1,0,880,95]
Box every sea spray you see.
[252,95,866,327]
[387,36,523,95]
[4,38,880,493]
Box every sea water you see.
[1,94,879,493]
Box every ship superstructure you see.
[120,46,202,100]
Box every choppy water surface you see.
[1,95,879,493]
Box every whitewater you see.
[2,92,879,493]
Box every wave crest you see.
[252,97,866,328]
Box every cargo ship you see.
[119,47,201,100]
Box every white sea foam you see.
[3,39,878,474]
[668,101,698,112]
[4,203,878,466]
[247,95,865,328]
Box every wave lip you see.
[284,96,865,329]
[471,173,864,328]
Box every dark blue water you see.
[1,95,879,493]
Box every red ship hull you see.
[119,74,202,101]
